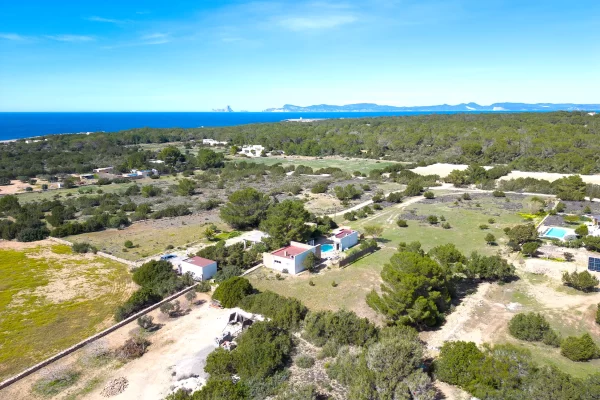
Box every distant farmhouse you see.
[263,242,320,275]
[92,167,114,173]
[177,256,217,281]
[240,145,265,158]
[122,169,159,179]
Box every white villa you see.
[330,227,359,251]
[263,241,321,275]
[240,145,265,157]
[177,256,217,281]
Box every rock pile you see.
[100,377,129,397]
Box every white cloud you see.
[0,33,28,41]
[277,14,356,31]
[87,16,127,24]
[140,33,170,44]
[45,35,95,42]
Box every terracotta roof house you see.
[263,241,321,275]
[177,256,217,281]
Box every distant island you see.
[263,102,600,112]
[212,105,234,112]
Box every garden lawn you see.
[0,242,134,381]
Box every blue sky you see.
[1,0,599,111]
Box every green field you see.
[232,156,399,174]
[0,243,134,380]
[344,194,527,256]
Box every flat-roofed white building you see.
[263,241,321,275]
[240,145,265,157]
[93,167,114,173]
[330,227,359,251]
[202,139,228,146]
[178,256,217,281]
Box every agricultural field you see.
[233,155,399,174]
[0,241,135,381]
[345,192,530,255]
[65,213,225,261]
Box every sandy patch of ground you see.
[499,170,600,185]
[0,293,234,400]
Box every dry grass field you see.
[0,240,135,381]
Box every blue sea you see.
[0,111,493,141]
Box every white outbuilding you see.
[178,256,217,281]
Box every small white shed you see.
[178,256,217,281]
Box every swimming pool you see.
[321,244,334,252]
[542,227,569,240]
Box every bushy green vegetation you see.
[212,277,254,308]
[562,270,599,292]
[508,312,561,347]
[561,334,600,362]
[367,242,515,330]
[435,341,600,400]
[115,260,187,321]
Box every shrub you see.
[397,219,408,227]
[239,291,307,331]
[344,212,356,221]
[427,215,438,225]
[479,224,488,230]
[311,181,329,194]
[212,277,253,308]
[508,313,551,342]
[562,270,599,292]
[295,355,315,369]
[442,222,451,229]
[485,233,496,245]
[488,218,495,224]
[137,315,156,331]
[576,224,589,236]
[117,335,150,360]
[114,288,162,321]
[331,281,338,287]
[492,190,506,197]
[423,191,434,199]
[542,329,562,347]
[556,202,566,212]
[303,310,378,347]
[196,280,212,293]
[372,203,382,210]
[71,242,97,254]
[124,240,134,248]
[521,241,540,257]
[561,333,600,361]
[462,193,471,200]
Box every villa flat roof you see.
[335,229,355,239]
[183,256,216,268]
[272,245,308,259]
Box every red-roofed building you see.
[263,241,320,275]
[178,256,217,281]
[330,227,359,250]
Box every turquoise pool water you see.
[321,244,334,252]
[544,227,568,239]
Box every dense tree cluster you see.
[3,112,600,183]
[435,341,600,400]
[114,260,188,321]
[367,242,516,329]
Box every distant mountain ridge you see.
[263,102,600,112]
